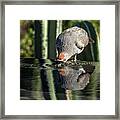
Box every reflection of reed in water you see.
[65,90,72,100]
[39,59,57,100]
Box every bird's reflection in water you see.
[58,65,95,89]
[57,65,95,99]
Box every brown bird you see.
[56,26,94,62]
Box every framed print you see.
[0,0,120,119]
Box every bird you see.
[56,26,94,62]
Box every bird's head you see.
[57,52,70,62]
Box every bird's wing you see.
[76,27,90,47]
[75,41,84,51]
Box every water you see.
[20,58,100,100]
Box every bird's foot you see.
[73,54,78,65]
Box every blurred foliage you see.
[20,20,100,61]
[20,20,34,57]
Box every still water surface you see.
[20,58,100,100]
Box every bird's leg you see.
[74,54,77,63]
[80,47,84,53]
[74,47,84,63]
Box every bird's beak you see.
[57,52,65,61]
